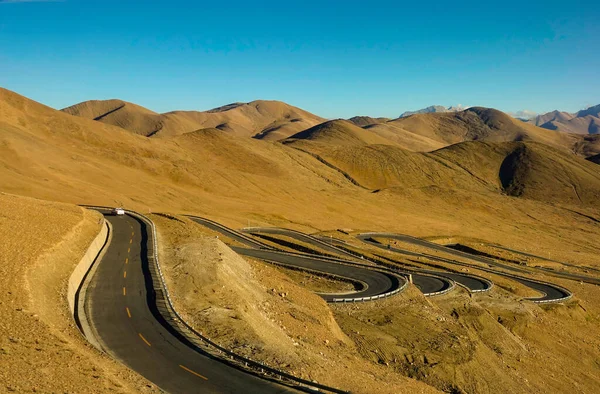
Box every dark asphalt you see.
[360,233,571,302]
[242,227,353,257]
[368,233,527,273]
[358,236,492,292]
[188,216,269,249]
[241,228,459,295]
[85,212,297,394]
[232,247,403,301]
[188,220,451,296]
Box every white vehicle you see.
[113,207,125,216]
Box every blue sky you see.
[0,0,598,118]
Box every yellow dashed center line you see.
[123,287,127,296]
[123,271,127,279]
[129,239,133,244]
[126,307,131,318]
[127,247,131,253]
[139,333,151,347]
[179,365,208,380]
[125,257,128,264]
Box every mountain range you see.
[58,97,600,159]
[0,86,594,212]
[529,104,600,135]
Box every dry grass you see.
[63,98,324,139]
[2,87,600,392]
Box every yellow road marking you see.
[128,247,130,253]
[179,365,208,380]
[132,232,134,236]
[139,333,151,347]
[126,307,131,318]
[125,258,128,264]
[123,271,127,279]
[123,287,126,296]
[129,239,133,244]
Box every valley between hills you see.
[1,87,600,393]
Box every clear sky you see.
[0,0,598,118]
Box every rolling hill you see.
[285,119,398,146]
[283,117,600,205]
[62,99,325,139]
[4,86,600,394]
[347,116,390,127]
[364,107,588,154]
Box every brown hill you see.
[495,143,600,204]
[366,107,583,153]
[62,99,324,139]
[347,116,390,127]
[285,122,600,205]
[436,141,600,205]
[62,99,162,136]
[285,119,398,146]
[4,87,600,394]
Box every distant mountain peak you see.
[532,104,600,135]
[400,105,466,118]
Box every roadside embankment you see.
[0,193,158,393]
[153,214,439,394]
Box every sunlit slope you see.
[286,119,399,146]
[366,107,581,153]
[63,98,324,139]
[62,99,162,136]
[347,116,390,127]
[284,121,600,205]
[0,88,350,212]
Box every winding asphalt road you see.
[359,233,572,302]
[85,211,297,394]
[82,210,572,394]
[188,217,451,296]
[231,247,402,301]
[240,226,489,294]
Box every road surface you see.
[85,211,298,394]
[359,233,571,302]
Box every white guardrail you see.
[359,233,572,303]
[121,209,350,394]
[242,227,464,299]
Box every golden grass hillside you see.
[347,116,390,127]
[0,193,158,393]
[63,98,324,139]
[284,122,600,205]
[365,107,596,155]
[2,87,600,392]
[286,119,399,146]
[1,86,599,260]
